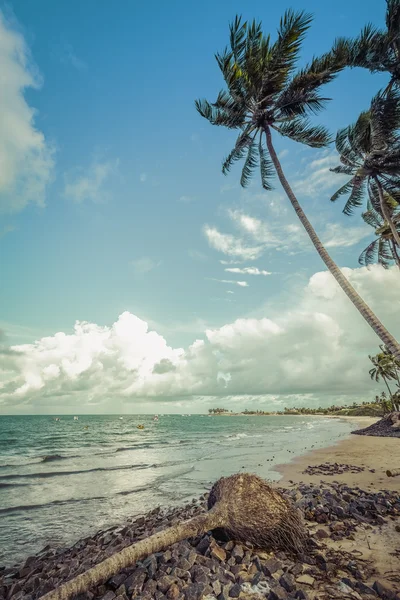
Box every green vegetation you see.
[369,345,400,412]
[208,402,385,417]
[196,2,400,358]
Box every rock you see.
[212,580,222,596]
[124,568,147,594]
[268,585,288,600]
[171,567,191,580]
[356,582,377,597]
[228,583,241,597]
[262,558,282,577]
[314,528,329,539]
[100,592,116,600]
[373,580,397,599]
[108,573,127,590]
[290,563,303,577]
[295,591,309,600]
[191,565,209,586]
[142,578,158,597]
[143,555,158,578]
[295,575,315,587]
[196,537,210,555]
[280,573,295,592]
[158,575,178,593]
[167,583,181,600]
[231,546,244,563]
[210,545,226,562]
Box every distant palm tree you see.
[345,0,400,92]
[359,203,400,269]
[369,346,400,410]
[331,89,400,249]
[196,11,400,357]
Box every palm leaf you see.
[343,176,367,215]
[240,135,258,187]
[275,118,331,147]
[222,129,254,174]
[330,179,354,203]
[259,133,274,190]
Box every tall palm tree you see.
[330,89,400,248]
[195,12,400,358]
[345,0,400,92]
[369,347,400,410]
[359,203,400,269]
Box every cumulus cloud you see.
[225,267,271,276]
[323,223,370,249]
[0,11,54,214]
[64,158,118,203]
[294,150,348,198]
[1,265,399,412]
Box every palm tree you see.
[330,88,400,248]
[369,349,399,410]
[345,0,400,92]
[39,474,306,600]
[359,203,400,269]
[195,12,400,358]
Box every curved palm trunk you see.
[376,178,400,249]
[264,126,400,359]
[390,239,400,269]
[41,510,223,600]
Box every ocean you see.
[0,414,353,566]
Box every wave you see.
[0,462,151,481]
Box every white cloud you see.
[0,11,55,214]
[188,249,208,261]
[140,172,147,183]
[210,279,249,287]
[131,257,161,274]
[1,266,399,412]
[227,290,234,294]
[179,195,194,203]
[225,267,271,276]
[203,225,264,260]
[58,42,86,70]
[278,149,289,159]
[64,158,118,203]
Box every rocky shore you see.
[352,413,400,438]
[1,480,399,600]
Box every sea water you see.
[0,414,353,565]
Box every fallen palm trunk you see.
[386,468,400,477]
[40,473,306,600]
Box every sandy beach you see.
[274,417,400,593]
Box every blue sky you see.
[1,0,399,414]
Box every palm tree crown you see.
[195,11,345,189]
[359,202,400,269]
[345,0,400,90]
[331,88,400,247]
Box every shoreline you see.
[274,416,400,492]
[1,417,399,599]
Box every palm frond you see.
[343,176,367,215]
[370,88,400,148]
[195,98,245,128]
[330,165,354,175]
[240,134,259,187]
[222,129,254,174]
[362,207,383,230]
[275,89,329,118]
[275,118,331,147]
[359,238,379,266]
[330,179,354,203]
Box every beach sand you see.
[274,417,400,589]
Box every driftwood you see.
[386,468,400,477]
[40,473,306,600]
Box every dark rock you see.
[171,567,190,580]
[280,573,295,592]
[143,555,158,578]
[124,568,147,595]
[195,536,210,555]
[295,591,309,600]
[190,565,209,586]
[263,558,283,577]
[373,580,397,599]
[356,582,377,597]
[158,575,177,593]
[183,582,205,600]
[142,578,158,597]
[108,573,127,590]
[100,592,116,600]
[166,583,180,600]
[269,585,288,600]
[229,583,242,597]
[231,545,244,563]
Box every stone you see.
[295,591,310,600]
[280,573,295,592]
[268,585,288,600]
[373,580,397,600]
[142,578,158,597]
[228,583,242,597]
[295,575,315,587]
[263,558,283,577]
[100,592,116,600]
[125,568,147,595]
[191,565,209,586]
[196,537,211,555]
[171,567,191,580]
[210,545,226,562]
[108,573,127,590]
[143,555,158,578]
[231,546,244,563]
[212,580,222,596]
[356,582,377,597]
[183,583,205,600]
[167,583,181,600]
[314,529,329,539]
[158,575,178,593]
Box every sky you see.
[0,0,399,414]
